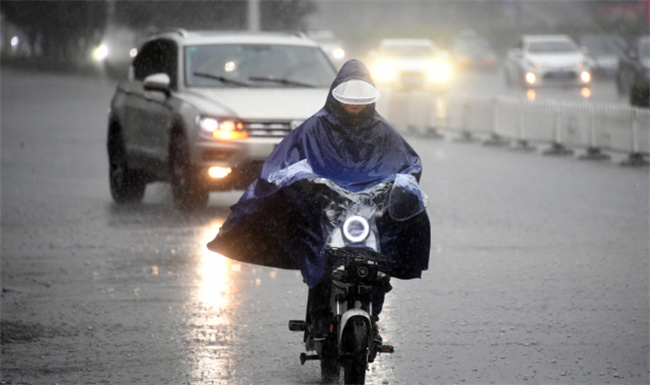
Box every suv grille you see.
[242,120,295,138]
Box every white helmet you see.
[332,79,380,105]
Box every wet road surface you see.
[1,69,648,384]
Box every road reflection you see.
[190,218,242,382]
[196,219,238,311]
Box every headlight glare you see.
[199,117,248,140]
[374,60,398,83]
[342,215,370,243]
[525,72,537,85]
[92,44,108,62]
[199,117,219,132]
[332,48,345,60]
[427,60,452,84]
[208,166,232,178]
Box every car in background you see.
[503,34,592,88]
[107,30,337,210]
[368,38,453,92]
[616,36,650,96]
[450,30,498,71]
[578,33,627,77]
[92,24,151,79]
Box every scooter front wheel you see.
[342,319,369,384]
[344,354,367,385]
[320,338,340,383]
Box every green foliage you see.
[630,82,650,108]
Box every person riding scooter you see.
[207,59,430,337]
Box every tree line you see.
[2,0,316,61]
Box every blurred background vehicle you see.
[450,29,498,71]
[616,35,650,96]
[0,14,33,58]
[368,38,453,92]
[91,24,151,79]
[578,33,628,77]
[503,34,592,88]
[305,30,346,68]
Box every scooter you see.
[289,246,395,384]
[284,170,427,384]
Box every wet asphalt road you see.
[1,69,648,384]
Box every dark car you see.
[616,36,650,96]
[451,30,498,71]
[578,33,627,77]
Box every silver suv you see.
[107,30,337,209]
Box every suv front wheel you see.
[108,128,146,204]
[170,134,209,211]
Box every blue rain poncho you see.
[207,60,430,287]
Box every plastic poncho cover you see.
[207,59,431,287]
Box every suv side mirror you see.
[143,73,171,96]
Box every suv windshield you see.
[185,44,336,88]
[528,40,578,54]
[380,45,437,57]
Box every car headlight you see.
[342,215,370,243]
[198,116,248,140]
[525,72,537,85]
[580,71,591,83]
[427,59,452,84]
[332,47,345,60]
[374,60,398,83]
[92,44,109,62]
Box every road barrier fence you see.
[382,91,650,166]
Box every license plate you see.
[549,71,571,79]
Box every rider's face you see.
[340,102,368,116]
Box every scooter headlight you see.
[342,215,370,243]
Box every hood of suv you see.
[526,52,587,69]
[183,88,330,120]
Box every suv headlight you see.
[427,59,452,84]
[198,116,248,140]
[342,216,370,243]
[374,60,398,83]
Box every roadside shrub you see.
[630,82,650,108]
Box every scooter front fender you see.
[338,309,373,355]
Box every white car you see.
[369,38,453,92]
[107,30,337,210]
[504,34,592,88]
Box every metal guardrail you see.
[381,92,650,166]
